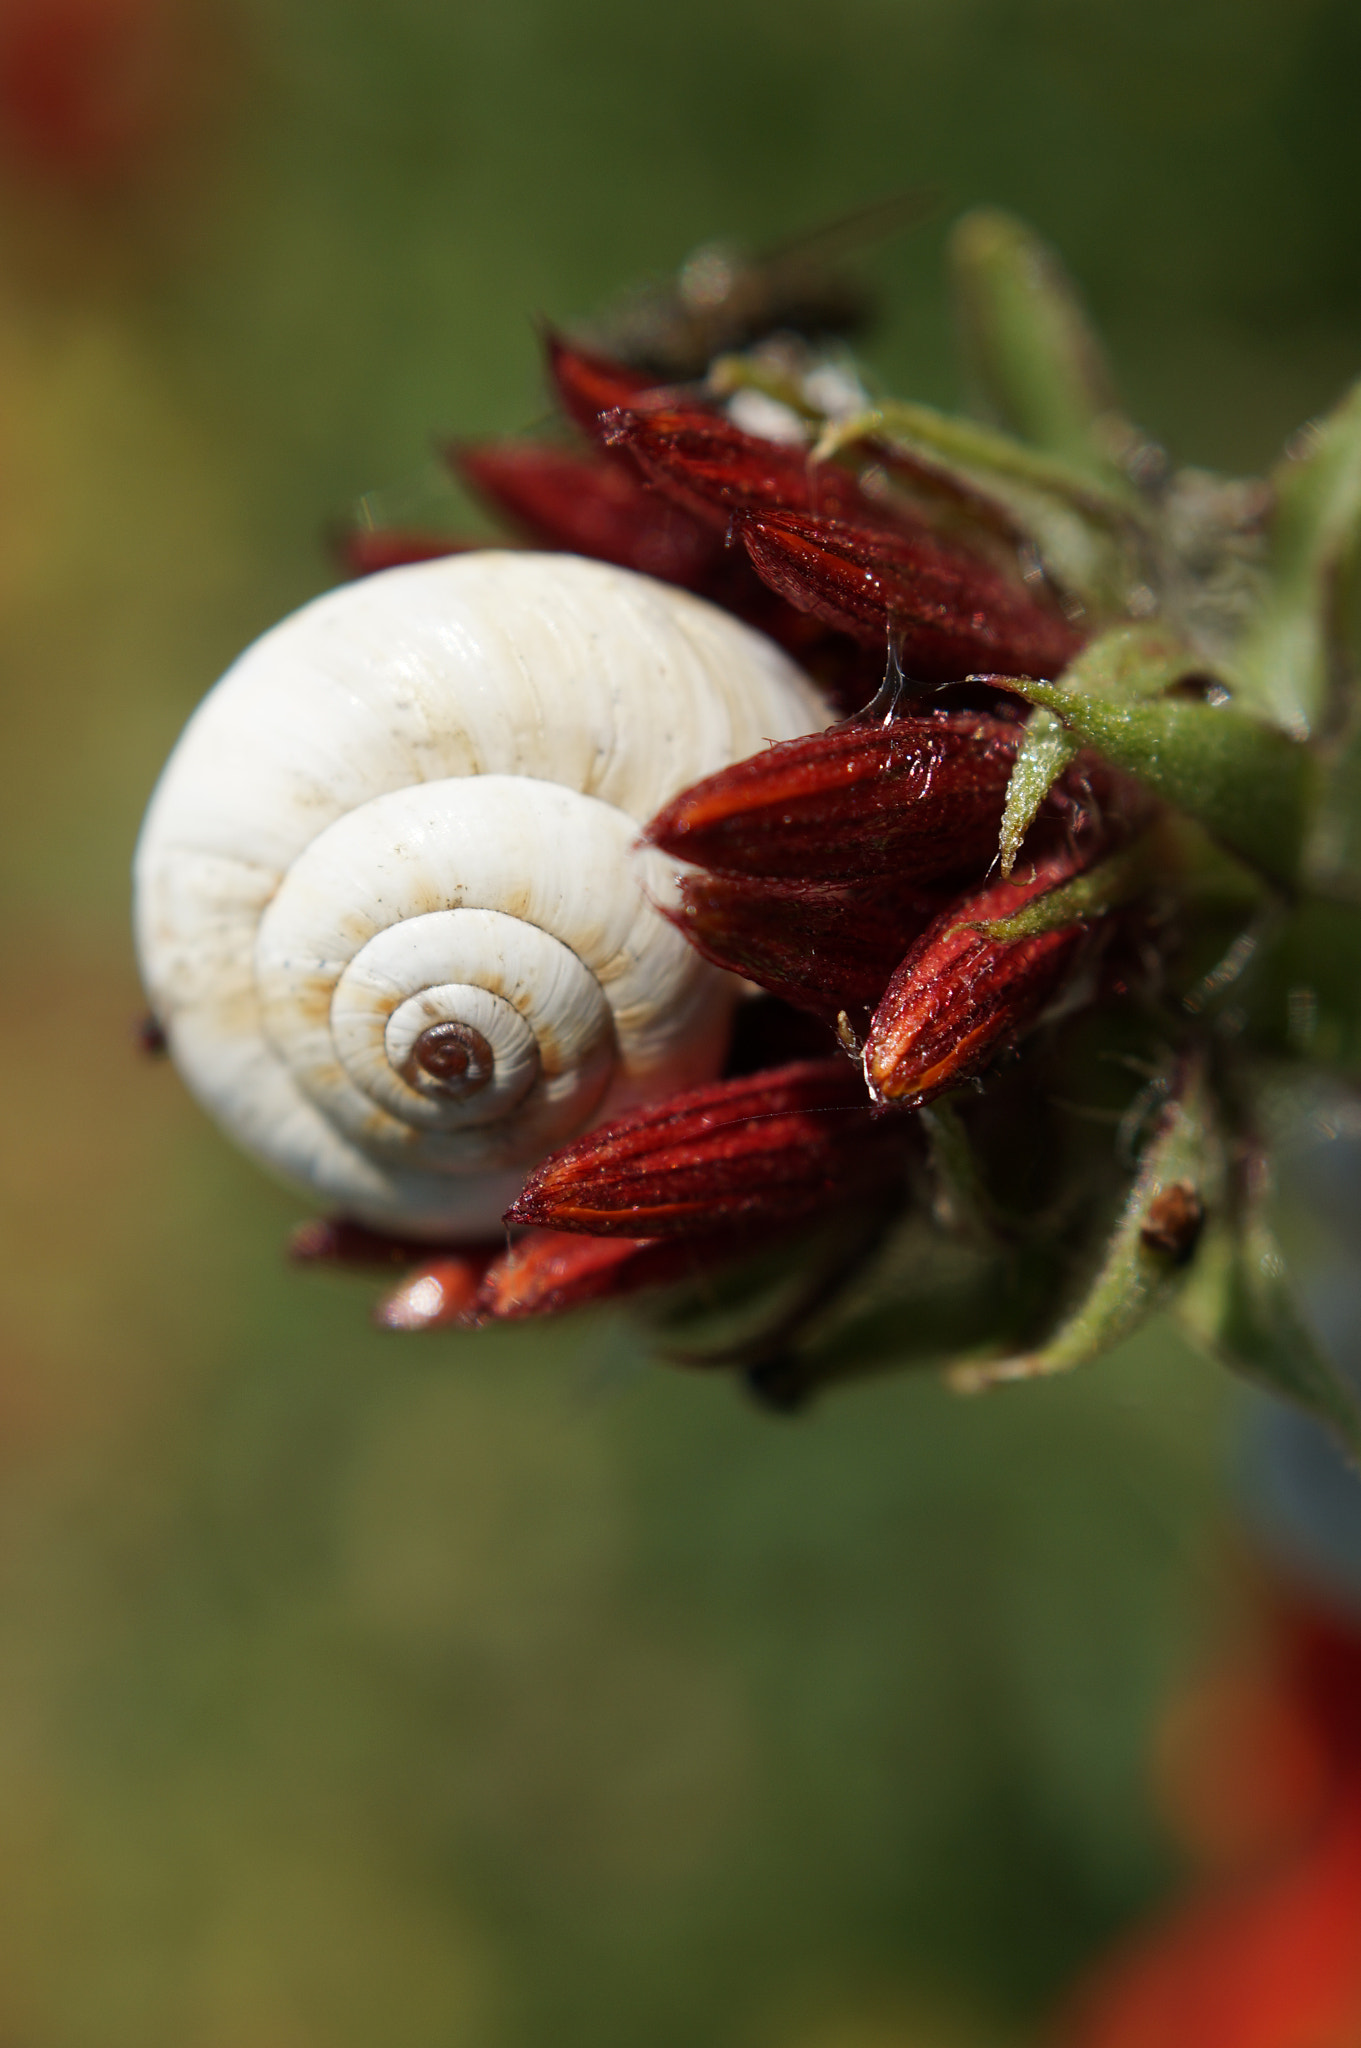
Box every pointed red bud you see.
[645,711,1020,882]
[863,846,1100,1105]
[506,1059,899,1237]
[475,1226,754,1320]
[602,403,892,534]
[544,331,673,438]
[667,870,943,1022]
[453,439,723,587]
[597,392,1078,691]
[739,509,1083,681]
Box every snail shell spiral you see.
[133,551,829,1237]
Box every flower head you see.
[303,210,1361,1447]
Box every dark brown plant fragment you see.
[134,1010,168,1056]
[1140,1180,1205,1263]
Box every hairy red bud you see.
[645,711,1020,882]
[474,1227,755,1320]
[667,870,943,1022]
[544,332,673,437]
[602,403,893,533]
[739,509,1083,681]
[864,847,1099,1105]
[455,439,721,587]
[506,1060,897,1237]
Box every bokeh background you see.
[1,1,1360,2042]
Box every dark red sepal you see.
[740,508,1083,681]
[667,870,944,1023]
[602,403,893,534]
[864,845,1101,1105]
[453,438,724,587]
[506,1058,899,1238]
[544,331,674,438]
[474,1227,753,1320]
[645,710,1020,882]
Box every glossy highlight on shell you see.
[133,551,829,1236]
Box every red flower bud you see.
[645,711,1020,882]
[602,403,893,534]
[544,331,673,438]
[454,439,721,587]
[666,870,943,1022]
[475,1226,754,1321]
[864,846,1099,1105]
[739,508,1082,681]
[506,1059,898,1237]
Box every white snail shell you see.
[134,551,829,1238]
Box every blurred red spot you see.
[0,0,193,184]
[133,1009,167,1056]
[1061,1794,1361,2048]
[1059,1592,1361,2048]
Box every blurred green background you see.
[1,0,1358,2041]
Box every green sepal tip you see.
[985,671,1313,887]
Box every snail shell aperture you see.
[133,551,830,1237]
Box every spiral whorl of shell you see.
[133,552,829,1236]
